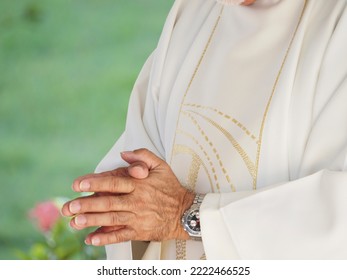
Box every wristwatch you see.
[181,193,205,241]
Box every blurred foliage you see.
[0,0,173,259]
[16,218,104,260]
[16,198,103,260]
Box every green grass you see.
[0,0,174,259]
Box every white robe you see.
[96,0,347,259]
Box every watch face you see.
[185,208,201,235]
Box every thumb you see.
[127,161,149,179]
[120,148,163,171]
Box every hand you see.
[242,0,256,5]
[220,0,256,5]
[61,148,195,246]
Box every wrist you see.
[175,190,195,240]
[182,190,196,213]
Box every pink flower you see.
[29,200,61,232]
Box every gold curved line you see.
[177,129,218,192]
[172,6,225,261]
[183,103,259,142]
[254,0,308,189]
[187,110,257,180]
[182,111,236,192]
[173,144,214,193]
[169,6,224,167]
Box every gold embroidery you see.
[175,240,186,260]
[175,132,216,192]
[173,145,208,260]
[188,155,200,191]
[254,0,308,189]
[184,103,258,142]
[173,144,214,192]
[187,110,257,181]
[170,6,225,165]
[169,1,307,260]
[169,7,224,258]
[183,111,236,192]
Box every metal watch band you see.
[181,193,206,241]
[193,193,205,206]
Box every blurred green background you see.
[0,0,173,259]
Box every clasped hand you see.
[61,149,195,246]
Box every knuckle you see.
[107,233,121,244]
[108,176,134,193]
[105,230,132,244]
[126,193,142,210]
[110,212,127,225]
[133,197,145,210]
[119,229,134,242]
[110,213,119,225]
[104,195,116,211]
[108,176,119,192]
[136,148,148,153]
[117,194,129,208]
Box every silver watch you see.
[181,193,205,241]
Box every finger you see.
[127,161,149,179]
[84,227,112,244]
[121,148,164,171]
[95,225,125,233]
[70,211,135,230]
[75,174,135,194]
[71,168,129,192]
[85,227,136,246]
[242,0,256,6]
[84,226,124,245]
[61,194,132,216]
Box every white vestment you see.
[96,0,347,259]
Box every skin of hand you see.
[242,0,256,5]
[61,148,195,246]
[218,0,256,5]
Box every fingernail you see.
[92,237,100,246]
[69,201,81,214]
[75,215,87,225]
[120,151,132,157]
[80,180,90,192]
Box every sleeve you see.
[95,0,185,174]
[96,50,162,261]
[200,3,347,260]
[94,50,163,175]
[94,0,184,260]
